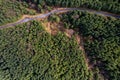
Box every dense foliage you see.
[20,0,120,14]
[60,11,120,80]
[1,0,119,26]
[0,0,35,26]
[1,0,120,80]
[0,21,92,80]
[46,0,120,14]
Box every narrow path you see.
[0,8,120,29]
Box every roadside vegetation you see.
[1,0,119,26]
[20,0,120,14]
[48,14,61,23]
[0,0,36,26]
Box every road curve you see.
[0,8,120,29]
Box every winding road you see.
[0,8,120,29]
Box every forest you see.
[60,11,120,80]
[0,21,92,80]
[1,0,120,26]
[0,0,36,26]
[20,0,120,14]
[0,0,120,80]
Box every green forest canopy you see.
[0,0,120,80]
[60,11,120,80]
[0,21,92,80]
[1,0,120,26]
[21,0,120,14]
[0,0,36,26]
